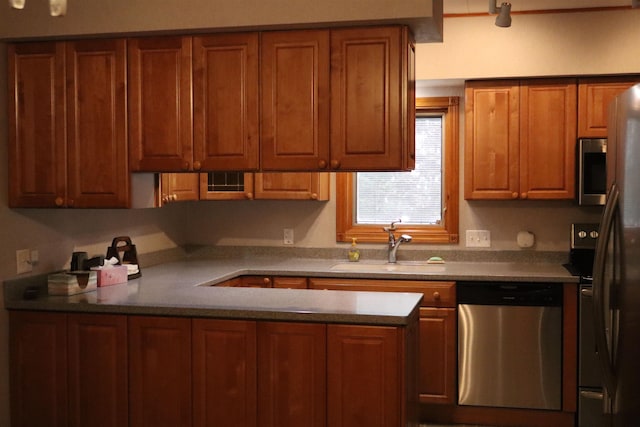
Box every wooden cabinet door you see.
[330,26,415,171]
[419,307,456,404]
[199,172,255,200]
[520,79,577,200]
[578,76,639,137]
[9,311,68,427]
[272,276,308,289]
[128,36,193,172]
[464,80,520,200]
[240,275,273,288]
[327,324,401,427]
[261,30,330,170]
[66,39,129,208]
[160,173,200,203]
[67,314,128,427]
[257,322,326,427]
[129,316,192,427]
[8,42,66,208]
[193,33,259,171]
[254,172,329,200]
[193,319,257,427]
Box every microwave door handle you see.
[592,182,619,397]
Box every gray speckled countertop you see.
[3,256,578,326]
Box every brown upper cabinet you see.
[160,171,329,203]
[260,30,331,170]
[9,40,129,208]
[465,79,577,200]
[578,76,640,138]
[330,26,416,171]
[128,36,194,172]
[128,26,415,173]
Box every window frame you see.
[335,96,460,244]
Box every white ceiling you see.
[444,0,631,14]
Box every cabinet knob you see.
[263,277,271,285]
[193,161,201,171]
[521,192,528,199]
[512,192,518,199]
[318,159,327,169]
[310,193,318,200]
[246,192,254,200]
[330,159,340,169]
[433,291,441,300]
[54,196,64,207]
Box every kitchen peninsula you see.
[5,255,578,427]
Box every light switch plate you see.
[466,230,491,248]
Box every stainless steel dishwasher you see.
[457,282,563,410]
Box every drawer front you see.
[308,278,456,307]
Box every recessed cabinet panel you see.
[8,42,66,208]
[66,39,128,208]
[67,314,128,427]
[261,30,330,170]
[9,311,68,427]
[193,33,259,171]
[331,26,414,171]
[464,81,520,200]
[254,172,329,200]
[128,36,193,171]
[520,79,576,199]
[578,77,639,138]
[258,322,327,427]
[129,316,192,427]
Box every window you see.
[336,97,459,243]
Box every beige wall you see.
[1,7,638,426]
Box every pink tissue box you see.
[93,265,128,287]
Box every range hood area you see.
[0,0,443,42]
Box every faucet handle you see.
[383,219,402,232]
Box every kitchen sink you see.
[329,260,445,273]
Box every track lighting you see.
[9,0,67,16]
[489,0,512,28]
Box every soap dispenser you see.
[348,237,360,262]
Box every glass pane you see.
[207,172,245,192]
[355,115,443,225]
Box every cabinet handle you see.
[246,192,254,200]
[310,193,318,200]
[521,192,528,199]
[193,161,201,170]
[263,277,271,285]
[330,159,340,169]
[318,159,327,169]
[433,291,441,300]
[55,196,64,207]
[512,192,518,199]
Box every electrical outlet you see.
[283,228,294,245]
[466,230,491,248]
[16,249,32,274]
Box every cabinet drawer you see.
[308,278,455,307]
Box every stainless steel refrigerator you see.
[592,84,640,426]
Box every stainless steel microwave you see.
[577,138,607,206]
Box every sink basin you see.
[330,260,445,273]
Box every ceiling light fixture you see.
[9,0,67,16]
[489,0,512,28]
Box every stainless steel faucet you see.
[383,220,412,263]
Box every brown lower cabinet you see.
[9,310,417,427]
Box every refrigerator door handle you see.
[580,390,604,401]
[593,182,619,398]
